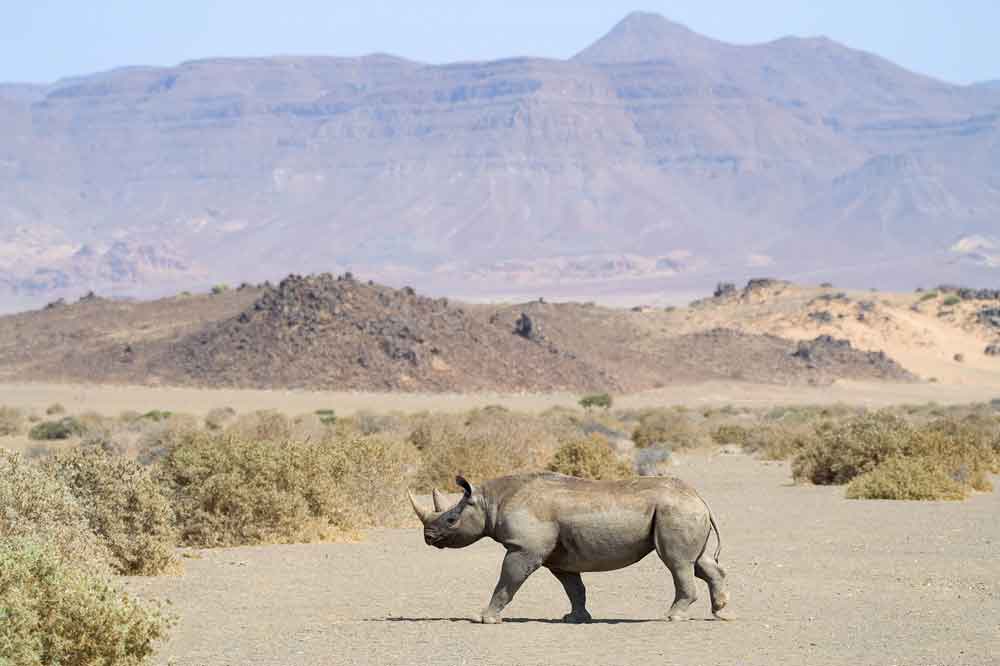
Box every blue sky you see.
[2,1,997,85]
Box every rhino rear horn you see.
[432,488,449,512]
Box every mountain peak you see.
[573,11,720,64]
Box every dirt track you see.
[126,455,1000,666]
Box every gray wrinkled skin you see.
[408,472,728,624]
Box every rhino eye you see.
[445,515,459,526]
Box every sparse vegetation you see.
[942,295,961,306]
[631,408,709,449]
[46,403,67,416]
[315,408,337,426]
[0,405,25,436]
[578,393,613,411]
[29,416,84,441]
[204,406,237,430]
[790,411,999,499]
[210,283,229,295]
[919,291,939,302]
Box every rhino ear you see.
[455,475,473,499]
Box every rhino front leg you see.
[480,550,542,624]
[550,569,592,624]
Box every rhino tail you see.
[694,490,722,562]
[708,510,722,562]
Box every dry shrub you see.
[0,537,171,666]
[226,409,295,441]
[907,420,998,492]
[134,415,201,464]
[159,432,358,546]
[792,412,999,499]
[845,458,967,501]
[352,409,408,436]
[411,410,574,490]
[204,406,237,430]
[547,435,633,480]
[711,424,750,445]
[335,434,421,528]
[44,448,177,575]
[792,412,912,484]
[739,423,820,460]
[0,450,111,571]
[632,408,710,449]
[46,403,66,416]
[0,405,25,436]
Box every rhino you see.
[407,472,728,624]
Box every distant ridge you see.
[0,11,999,311]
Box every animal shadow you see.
[380,616,671,625]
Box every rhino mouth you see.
[425,533,447,548]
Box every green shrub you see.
[942,295,961,307]
[547,435,632,480]
[0,405,25,436]
[0,537,171,666]
[0,450,111,571]
[141,410,173,422]
[918,291,938,302]
[210,283,229,295]
[845,458,967,501]
[632,408,709,449]
[579,393,613,411]
[791,412,912,484]
[44,449,177,575]
[315,408,337,426]
[29,417,84,441]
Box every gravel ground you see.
[127,456,999,666]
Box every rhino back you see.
[486,473,708,572]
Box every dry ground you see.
[2,379,1000,425]
[124,455,999,666]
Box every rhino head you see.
[408,475,487,549]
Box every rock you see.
[635,447,672,476]
[713,282,736,298]
[985,343,1000,356]
[718,444,745,455]
[514,312,535,339]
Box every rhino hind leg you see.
[550,569,592,624]
[653,511,704,621]
[695,555,729,617]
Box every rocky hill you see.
[1,12,999,309]
[0,276,920,391]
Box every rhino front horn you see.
[432,488,449,512]
[407,489,435,524]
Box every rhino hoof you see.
[479,614,502,625]
[562,610,592,624]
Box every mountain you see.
[1,12,999,310]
